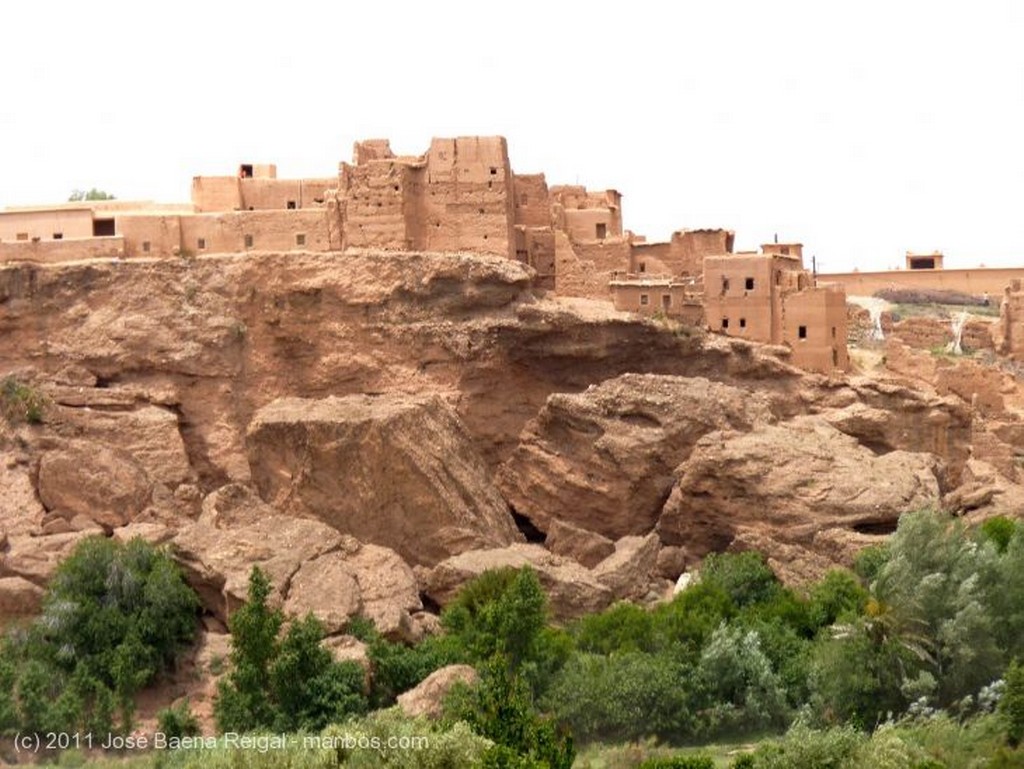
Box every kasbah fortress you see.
[9,133,1024,725]
[7,134,1024,375]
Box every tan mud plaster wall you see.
[180,211,332,255]
[0,237,125,263]
[823,268,1024,298]
[0,209,95,242]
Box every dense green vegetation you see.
[9,508,1024,769]
[0,537,199,736]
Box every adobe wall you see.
[782,287,849,373]
[550,186,622,242]
[193,176,335,213]
[994,281,1024,359]
[704,254,792,344]
[179,210,332,255]
[822,267,1024,298]
[339,160,418,250]
[0,236,124,263]
[0,208,94,242]
[513,174,552,228]
[420,136,515,259]
[610,281,703,324]
[117,215,184,258]
[555,237,632,299]
[514,227,556,290]
[631,230,735,278]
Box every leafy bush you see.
[214,566,368,733]
[1002,660,1024,747]
[447,657,574,768]
[157,701,199,740]
[2,536,198,734]
[544,651,692,743]
[573,601,656,655]
[700,552,783,609]
[750,723,864,769]
[808,570,869,629]
[980,516,1018,555]
[694,623,790,737]
[638,755,715,769]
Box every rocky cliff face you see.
[1,249,1022,630]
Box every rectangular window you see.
[295,233,306,246]
[745,277,755,290]
[722,318,730,329]
[287,201,296,210]
[52,232,63,240]
[640,294,649,306]
[639,262,646,273]
[596,223,607,239]
[244,234,254,249]
[92,218,115,237]
[142,241,151,253]
[722,277,730,293]
[197,238,206,250]
[798,325,807,339]
[16,233,28,241]
[739,318,746,328]
[831,326,836,339]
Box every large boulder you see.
[397,665,478,720]
[37,440,152,528]
[543,519,615,568]
[496,374,772,540]
[246,393,522,567]
[0,576,45,615]
[171,484,421,638]
[424,544,613,620]
[657,416,942,579]
[591,533,661,601]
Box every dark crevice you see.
[853,519,899,535]
[420,593,442,615]
[509,504,546,544]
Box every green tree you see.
[68,188,115,201]
[1002,660,1024,747]
[214,566,368,733]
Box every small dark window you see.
[239,164,253,178]
[490,167,497,175]
[92,218,115,237]
[722,318,730,329]
[745,277,755,290]
[295,233,306,246]
[639,261,646,273]
[739,318,747,328]
[640,294,649,306]
[142,241,151,253]
[478,208,485,214]
[244,234,254,249]
[798,325,807,339]
[52,232,63,240]
[596,223,607,239]
[722,277,730,292]
[286,200,296,210]
[775,270,781,285]
[831,326,836,339]
[197,238,206,250]
[833,348,839,365]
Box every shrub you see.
[808,570,869,629]
[447,657,574,768]
[750,723,864,769]
[3,536,198,734]
[544,651,692,743]
[639,755,715,769]
[0,376,46,424]
[980,516,1018,555]
[156,701,199,740]
[214,566,368,733]
[573,600,656,655]
[700,552,782,609]
[1002,660,1024,747]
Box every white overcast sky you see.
[1,1,1021,272]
